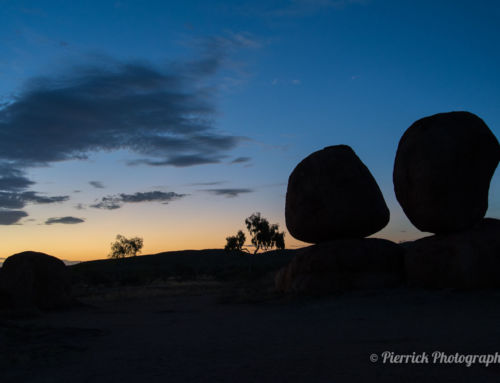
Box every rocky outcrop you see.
[0,251,72,309]
[404,218,500,289]
[393,111,499,234]
[275,238,405,294]
[285,145,389,243]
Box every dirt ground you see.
[2,283,500,383]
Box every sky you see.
[0,0,499,262]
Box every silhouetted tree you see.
[244,212,285,254]
[224,230,247,252]
[109,235,144,259]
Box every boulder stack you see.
[394,111,500,289]
[0,251,72,310]
[279,145,402,294]
[278,111,499,293]
[285,145,389,243]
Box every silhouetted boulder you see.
[404,218,500,289]
[285,145,390,243]
[0,251,72,309]
[393,111,499,234]
[275,238,405,294]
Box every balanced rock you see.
[393,111,499,234]
[404,218,500,289]
[275,238,405,294]
[0,251,72,309]
[285,145,390,243]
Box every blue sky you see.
[0,0,499,260]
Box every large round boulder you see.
[275,238,405,294]
[285,145,390,243]
[403,218,500,289]
[0,251,72,309]
[393,111,499,234]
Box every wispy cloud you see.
[230,156,251,164]
[89,181,105,189]
[45,216,85,225]
[202,188,254,198]
[91,191,186,210]
[270,78,301,86]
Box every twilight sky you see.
[0,0,499,261]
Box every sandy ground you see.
[2,283,500,383]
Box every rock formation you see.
[285,145,389,243]
[0,251,72,309]
[393,111,499,234]
[275,238,405,294]
[403,218,500,288]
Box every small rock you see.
[0,251,72,309]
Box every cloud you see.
[270,78,301,87]
[0,60,244,169]
[128,153,227,167]
[0,164,34,191]
[21,192,69,204]
[225,32,262,49]
[0,33,257,222]
[202,188,254,198]
[89,181,105,189]
[0,31,256,179]
[45,216,85,225]
[91,190,186,210]
[0,191,69,209]
[230,156,251,164]
[119,191,186,203]
[0,210,28,225]
[90,198,121,210]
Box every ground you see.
[2,280,500,383]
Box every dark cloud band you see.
[0,191,69,209]
[45,216,85,225]
[91,190,186,210]
[202,188,254,198]
[0,210,28,225]
[0,58,242,170]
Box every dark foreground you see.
[2,283,500,383]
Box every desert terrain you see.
[2,250,500,383]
